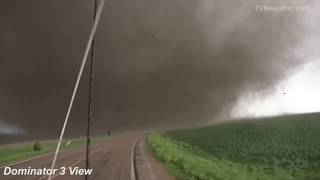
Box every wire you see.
[48,0,106,179]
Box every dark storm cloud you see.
[0,0,317,142]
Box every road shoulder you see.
[135,137,175,180]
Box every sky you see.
[232,60,320,118]
[0,119,24,135]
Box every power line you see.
[85,0,97,180]
[48,1,106,179]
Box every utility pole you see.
[85,0,97,179]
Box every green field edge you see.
[0,136,109,166]
[147,133,320,180]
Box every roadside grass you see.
[148,113,320,180]
[0,136,109,166]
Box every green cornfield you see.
[148,113,320,180]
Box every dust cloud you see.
[0,0,318,143]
